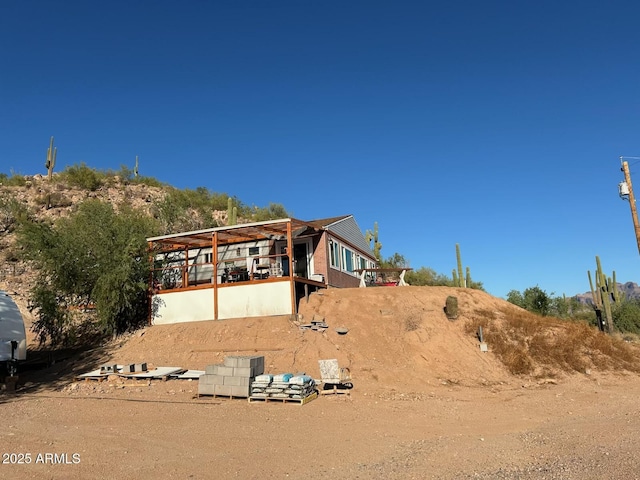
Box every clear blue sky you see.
[2,0,640,298]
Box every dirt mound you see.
[110,286,520,393]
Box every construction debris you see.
[299,315,329,332]
[77,365,189,381]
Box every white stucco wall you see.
[217,282,292,319]
[152,289,215,325]
[151,281,293,325]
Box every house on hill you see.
[147,215,378,325]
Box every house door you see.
[276,243,290,276]
[293,243,308,278]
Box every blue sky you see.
[2,0,640,298]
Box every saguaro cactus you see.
[588,256,616,333]
[456,243,464,287]
[227,197,237,225]
[365,222,382,261]
[133,156,139,178]
[45,136,57,180]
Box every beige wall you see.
[151,280,294,325]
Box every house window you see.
[342,246,354,273]
[248,247,259,256]
[203,253,212,263]
[329,240,340,269]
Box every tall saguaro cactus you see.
[227,197,237,226]
[588,255,617,333]
[455,243,465,287]
[365,222,382,261]
[45,136,57,180]
[133,156,139,178]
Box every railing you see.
[151,253,292,292]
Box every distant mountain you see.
[574,282,640,305]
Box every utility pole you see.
[620,159,640,254]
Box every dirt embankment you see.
[110,286,518,393]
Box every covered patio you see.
[147,218,326,324]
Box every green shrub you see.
[252,203,290,222]
[0,172,27,186]
[0,194,30,232]
[57,163,104,191]
[133,176,165,188]
[612,300,640,335]
[19,200,157,344]
[35,192,73,209]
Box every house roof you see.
[304,215,352,230]
[147,214,375,259]
[147,217,319,250]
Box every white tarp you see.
[0,291,27,361]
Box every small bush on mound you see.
[465,306,640,376]
[444,295,458,320]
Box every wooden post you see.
[148,241,154,326]
[287,221,296,315]
[213,232,219,321]
[622,161,640,255]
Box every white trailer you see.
[0,291,27,375]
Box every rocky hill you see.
[573,282,640,305]
[0,172,233,299]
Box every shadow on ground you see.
[0,343,112,403]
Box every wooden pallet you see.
[197,394,249,400]
[248,392,318,405]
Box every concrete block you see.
[207,365,234,376]
[223,356,239,368]
[243,356,264,368]
[233,367,252,377]
[223,376,243,386]
[100,364,118,374]
[122,363,147,373]
[200,374,226,386]
[214,384,232,396]
[198,383,215,396]
[205,364,222,375]
[227,355,264,369]
[230,385,250,398]
[222,376,253,387]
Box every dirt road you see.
[2,372,640,480]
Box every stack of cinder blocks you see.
[198,355,264,398]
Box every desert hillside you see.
[3,174,639,394]
[107,285,601,394]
